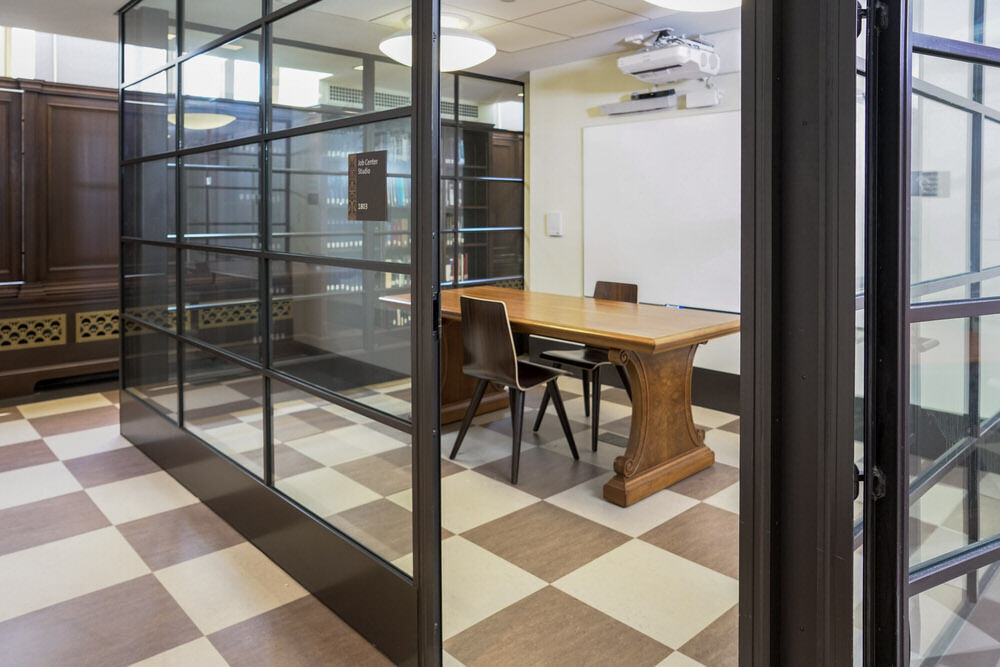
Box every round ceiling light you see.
[166,113,237,130]
[379,14,497,72]
[643,0,740,11]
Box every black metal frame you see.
[740,0,856,664]
[116,0,441,663]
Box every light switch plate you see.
[545,212,564,237]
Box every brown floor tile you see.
[63,447,161,488]
[272,412,323,442]
[640,504,739,579]
[225,378,265,400]
[0,439,57,473]
[0,491,110,556]
[601,415,632,436]
[185,400,258,425]
[600,386,631,407]
[0,408,24,423]
[247,444,325,479]
[597,432,629,448]
[101,390,120,405]
[327,499,417,563]
[209,595,392,666]
[667,462,740,501]
[718,419,741,434]
[463,502,629,582]
[117,504,245,570]
[293,408,354,432]
[486,410,590,446]
[937,649,1000,667]
[334,447,413,496]
[0,574,200,666]
[679,604,738,667]
[965,597,1000,641]
[388,388,412,402]
[473,447,606,499]
[445,586,672,666]
[28,406,120,438]
[368,420,412,444]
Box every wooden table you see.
[383,286,740,507]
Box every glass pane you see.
[182,345,264,478]
[458,127,489,178]
[183,145,261,249]
[853,69,866,666]
[913,0,975,43]
[909,566,1000,664]
[267,1,411,130]
[123,242,177,331]
[269,117,411,263]
[457,180,523,229]
[271,260,411,419]
[123,0,176,84]
[181,31,261,150]
[458,76,524,132]
[183,249,261,361]
[271,379,413,572]
[453,230,523,283]
[123,68,177,159]
[182,0,261,56]
[123,158,176,241]
[123,324,178,422]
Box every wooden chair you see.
[450,296,580,484]
[533,281,637,451]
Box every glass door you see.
[863,1,1000,663]
[118,0,441,663]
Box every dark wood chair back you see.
[593,281,638,303]
[460,296,519,388]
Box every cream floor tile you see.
[132,637,229,667]
[276,468,381,517]
[362,394,411,416]
[0,419,41,447]
[657,653,705,667]
[284,424,401,466]
[911,483,965,528]
[183,386,250,409]
[155,542,308,635]
[562,395,634,425]
[0,526,149,622]
[554,540,739,649]
[541,436,620,470]
[704,482,739,515]
[391,552,414,577]
[188,422,263,454]
[440,426,515,469]
[86,471,198,524]
[546,476,699,537]
[16,393,112,420]
[911,525,966,566]
[690,406,738,429]
[442,650,466,667]
[703,429,740,468]
[909,590,999,659]
[441,536,547,640]
[44,425,130,460]
[0,461,82,511]
[328,406,375,425]
[437,470,538,534]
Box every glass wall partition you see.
[118,0,437,661]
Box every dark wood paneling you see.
[43,100,118,285]
[0,90,22,287]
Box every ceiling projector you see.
[618,31,721,85]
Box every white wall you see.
[526,44,742,374]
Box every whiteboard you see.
[582,111,741,313]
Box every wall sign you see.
[348,150,388,221]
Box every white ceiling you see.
[1,0,740,79]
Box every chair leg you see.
[509,388,526,484]
[548,380,579,460]
[615,363,633,401]
[591,366,601,452]
[532,383,550,432]
[450,379,488,460]
[582,371,591,418]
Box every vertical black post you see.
[412,0,442,664]
[864,1,911,665]
[260,15,274,487]
[175,0,186,426]
[741,0,856,663]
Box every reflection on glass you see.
[183,345,264,478]
[271,379,413,572]
[458,76,524,132]
[123,68,177,159]
[271,44,363,129]
[181,31,261,150]
[269,118,411,262]
[448,230,523,283]
[183,249,261,361]
[123,158,176,240]
[123,325,178,421]
[909,566,1000,664]
[123,0,176,84]
[183,0,261,56]
[183,145,260,249]
[124,243,176,331]
[271,260,411,417]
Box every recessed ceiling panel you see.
[373,5,505,31]
[479,22,569,52]
[445,0,579,22]
[519,1,645,38]
[595,0,677,20]
[275,0,408,22]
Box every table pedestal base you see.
[602,344,715,507]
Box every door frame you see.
[740,0,857,663]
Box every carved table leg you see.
[603,344,714,507]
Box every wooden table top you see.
[382,286,740,355]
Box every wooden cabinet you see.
[0,79,119,399]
